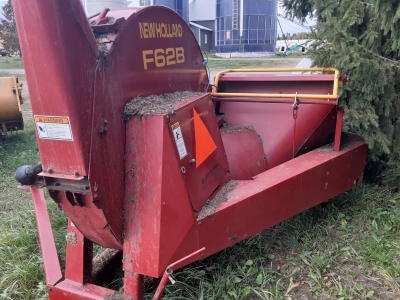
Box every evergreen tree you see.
[0,0,20,55]
[283,0,400,182]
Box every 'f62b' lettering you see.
[142,47,185,70]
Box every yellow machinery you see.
[0,76,24,139]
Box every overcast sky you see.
[277,4,315,35]
[0,1,5,18]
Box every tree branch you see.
[365,49,400,68]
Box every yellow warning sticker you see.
[34,115,73,141]
[34,116,69,124]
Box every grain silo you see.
[216,0,277,53]
[129,0,189,22]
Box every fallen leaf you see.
[285,282,300,295]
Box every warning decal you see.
[34,115,73,141]
[171,122,187,159]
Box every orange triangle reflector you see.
[193,109,217,168]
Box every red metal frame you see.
[30,187,62,287]
[153,248,206,300]
[334,108,344,151]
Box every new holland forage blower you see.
[13,0,367,299]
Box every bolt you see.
[190,159,196,164]
[181,166,186,174]
[46,166,53,174]
[74,171,80,177]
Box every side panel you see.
[170,95,229,211]
[221,128,269,180]
[198,134,367,256]
[124,115,195,277]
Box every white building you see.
[189,0,216,51]
[81,0,128,16]
[276,39,314,53]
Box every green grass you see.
[1,121,400,300]
[204,51,221,59]
[0,72,13,77]
[0,121,68,300]
[0,202,67,300]
[206,60,279,69]
[0,56,24,69]
[0,122,39,211]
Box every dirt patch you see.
[315,133,364,152]
[123,91,204,120]
[220,124,254,134]
[95,34,111,57]
[198,180,239,219]
[220,124,264,147]
[65,232,77,245]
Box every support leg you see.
[124,272,144,300]
[334,108,344,151]
[30,186,63,286]
[65,219,93,284]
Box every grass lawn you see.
[1,124,400,299]
[0,56,24,69]
[0,121,67,300]
[206,59,279,69]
